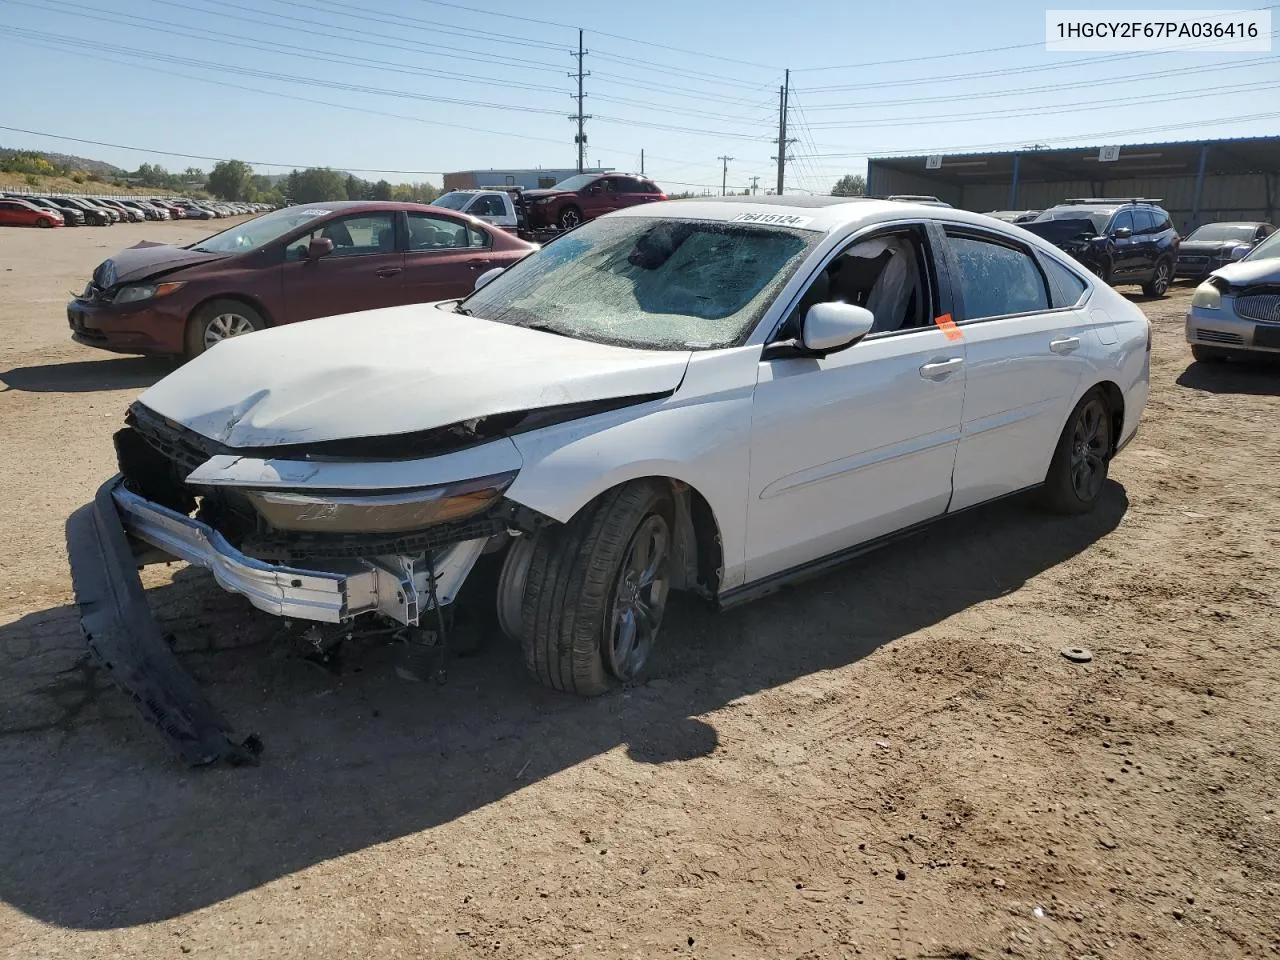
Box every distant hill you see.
[0,146,123,176]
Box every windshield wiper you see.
[522,322,569,338]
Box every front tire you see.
[1191,344,1229,363]
[1142,259,1172,297]
[37,217,54,228]
[185,299,265,359]
[557,205,583,230]
[521,481,674,695]
[1039,390,1113,515]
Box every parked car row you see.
[0,193,273,228]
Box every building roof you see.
[869,135,1280,188]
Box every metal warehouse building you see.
[443,167,612,190]
[865,135,1280,232]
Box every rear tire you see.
[1039,390,1113,515]
[1142,259,1172,297]
[1191,344,1229,363]
[185,299,266,360]
[521,481,674,695]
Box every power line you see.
[795,26,1280,93]
[800,55,1276,112]
[0,124,448,174]
[795,39,1045,72]
[791,110,1280,160]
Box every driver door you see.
[581,177,622,219]
[280,212,403,324]
[745,223,965,582]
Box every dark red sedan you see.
[0,197,64,228]
[523,173,666,230]
[67,201,536,359]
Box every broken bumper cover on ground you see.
[66,477,262,766]
[67,477,490,765]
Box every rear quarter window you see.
[1039,254,1089,307]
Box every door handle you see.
[468,259,495,270]
[376,267,402,278]
[1049,336,1081,355]
[919,357,964,380]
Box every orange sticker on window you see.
[934,313,963,341]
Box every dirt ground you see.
[1,220,1276,960]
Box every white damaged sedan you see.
[69,197,1150,763]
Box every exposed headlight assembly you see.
[244,471,518,534]
[1191,282,1221,310]
[113,281,185,304]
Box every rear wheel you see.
[1191,344,1229,363]
[1142,259,1172,297]
[557,205,583,230]
[185,299,265,359]
[1039,390,1113,515]
[521,481,674,695]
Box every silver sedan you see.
[1185,231,1280,361]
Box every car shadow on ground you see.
[0,484,1127,930]
[0,357,175,393]
[1177,357,1280,395]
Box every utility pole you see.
[717,155,734,196]
[749,175,759,195]
[568,29,590,173]
[773,69,796,196]
[640,149,645,175]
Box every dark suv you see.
[1025,198,1179,297]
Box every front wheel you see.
[185,299,265,360]
[37,217,54,228]
[557,205,583,230]
[1039,391,1113,514]
[1142,259,1172,297]
[1191,344,1229,363]
[521,481,674,695]
[1088,259,1112,285]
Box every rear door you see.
[280,211,403,323]
[401,210,497,303]
[940,224,1092,511]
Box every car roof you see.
[608,194,1013,234]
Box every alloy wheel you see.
[1152,262,1170,295]
[203,312,256,348]
[605,513,671,681]
[1070,398,1110,502]
[559,209,581,229]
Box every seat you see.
[376,227,395,252]
[832,250,891,306]
[450,226,469,248]
[322,221,353,247]
[409,222,438,249]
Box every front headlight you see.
[113,281,185,304]
[244,471,517,534]
[1191,282,1221,310]
[534,197,553,205]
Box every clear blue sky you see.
[1,0,1276,193]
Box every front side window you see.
[473,195,505,217]
[286,213,396,260]
[947,234,1049,321]
[460,216,817,350]
[1111,210,1136,235]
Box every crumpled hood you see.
[93,242,227,287]
[137,303,692,448]
[1210,257,1280,287]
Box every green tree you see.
[207,159,253,200]
[831,173,866,197]
[286,167,348,203]
[345,173,369,201]
[370,179,393,201]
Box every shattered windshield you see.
[1244,230,1280,262]
[190,207,335,253]
[460,216,817,350]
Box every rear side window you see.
[1040,255,1088,307]
[1133,210,1157,234]
[947,233,1049,321]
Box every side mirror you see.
[587,185,602,195]
[801,302,875,355]
[1229,244,1251,262]
[474,266,505,292]
[1112,227,1132,239]
[307,236,334,260]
